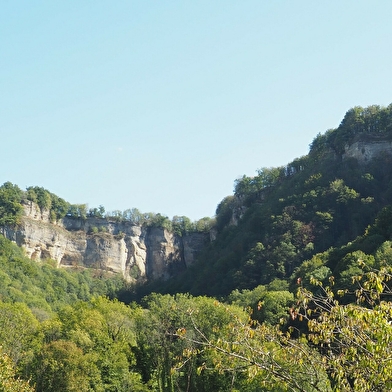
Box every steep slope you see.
[2,104,392,299]
[147,104,392,297]
[1,201,209,282]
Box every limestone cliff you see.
[2,202,209,282]
[343,138,392,163]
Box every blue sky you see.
[1,1,392,220]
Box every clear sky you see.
[1,1,392,221]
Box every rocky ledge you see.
[2,202,209,282]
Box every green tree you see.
[176,299,331,392]
[88,205,106,218]
[215,196,236,231]
[329,179,359,204]
[234,175,256,198]
[134,294,247,392]
[53,297,144,392]
[195,216,215,232]
[0,182,23,227]
[149,213,172,230]
[33,340,101,392]
[134,294,189,391]
[255,167,283,188]
[67,204,87,219]
[176,267,392,391]
[228,285,267,309]
[49,194,69,221]
[298,266,392,391]
[0,302,40,368]
[122,208,144,224]
[0,351,34,392]
[26,187,51,211]
[258,290,294,325]
[172,215,194,235]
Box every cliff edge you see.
[2,202,209,282]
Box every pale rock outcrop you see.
[2,201,209,282]
[343,140,392,163]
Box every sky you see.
[1,1,392,221]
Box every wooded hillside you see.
[1,104,392,391]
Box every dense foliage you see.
[146,104,392,297]
[0,237,125,313]
[1,104,392,390]
[1,234,392,390]
[0,182,24,226]
[0,183,214,236]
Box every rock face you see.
[2,202,209,282]
[343,139,392,163]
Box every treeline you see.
[94,209,214,235]
[310,103,392,156]
[0,183,214,235]
[232,104,392,209]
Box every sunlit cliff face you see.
[2,201,209,282]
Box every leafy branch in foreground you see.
[174,265,392,391]
[296,266,392,391]
[175,303,331,392]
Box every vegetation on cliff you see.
[1,103,392,390]
[0,183,214,237]
[150,104,392,297]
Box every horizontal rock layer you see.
[2,202,209,282]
